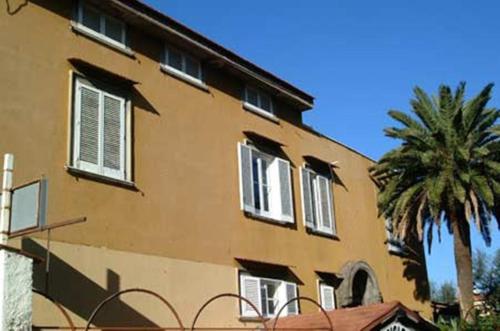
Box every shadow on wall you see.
[5,0,28,15]
[22,238,158,328]
[401,232,431,303]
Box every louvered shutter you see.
[300,167,314,228]
[240,275,261,317]
[277,159,294,223]
[317,176,333,233]
[285,282,298,315]
[238,143,254,212]
[320,284,335,310]
[103,94,125,179]
[75,83,100,173]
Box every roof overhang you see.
[87,0,314,111]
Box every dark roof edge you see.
[112,0,315,109]
[301,124,377,164]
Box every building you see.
[0,0,432,328]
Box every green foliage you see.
[369,82,500,250]
[473,248,500,310]
[436,313,499,331]
[432,281,458,304]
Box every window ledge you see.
[66,165,136,190]
[244,210,294,226]
[306,227,339,240]
[239,316,270,323]
[70,21,135,58]
[243,102,279,124]
[160,64,209,92]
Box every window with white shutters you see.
[239,273,298,318]
[238,143,294,224]
[319,282,336,311]
[72,78,128,181]
[300,167,335,235]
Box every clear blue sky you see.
[144,0,500,287]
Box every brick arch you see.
[337,261,382,308]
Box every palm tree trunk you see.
[451,214,474,321]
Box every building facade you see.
[0,0,431,328]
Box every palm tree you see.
[369,82,500,320]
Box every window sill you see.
[160,64,209,92]
[244,210,294,226]
[243,102,279,124]
[66,165,136,190]
[70,21,135,58]
[306,227,339,240]
[239,316,270,323]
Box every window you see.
[238,143,294,223]
[72,77,129,181]
[75,1,127,48]
[240,273,298,318]
[243,87,274,117]
[162,46,203,84]
[385,219,406,255]
[300,167,335,235]
[318,282,336,311]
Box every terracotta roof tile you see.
[267,301,434,331]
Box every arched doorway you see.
[337,261,382,308]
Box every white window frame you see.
[243,87,277,120]
[161,46,205,88]
[74,0,128,51]
[239,273,298,318]
[300,167,335,235]
[238,142,294,224]
[318,281,336,311]
[72,78,130,182]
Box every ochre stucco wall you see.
[0,0,431,327]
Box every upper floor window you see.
[385,219,406,255]
[161,46,203,85]
[239,273,298,318]
[243,87,275,119]
[318,282,336,311]
[71,76,130,182]
[75,1,127,48]
[300,167,335,235]
[237,142,294,223]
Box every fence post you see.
[0,154,35,330]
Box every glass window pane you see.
[246,88,259,106]
[167,49,183,71]
[104,16,124,43]
[252,156,261,210]
[185,56,201,78]
[261,160,269,212]
[259,93,272,112]
[81,5,101,32]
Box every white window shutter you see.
[75,84,100,173]
[320,283,335,311]
[284,282,298,315]
[238,143,254,212]
[300,167,315,228]
[277,158,294,223]
[240,274,261,317]
[102,94,125,179]
[317,176,333,233]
